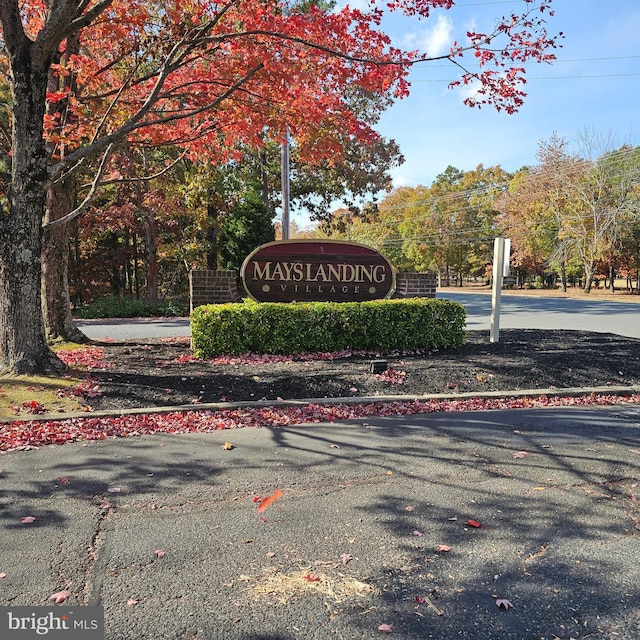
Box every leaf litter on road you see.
[2,393,639,453]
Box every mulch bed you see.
[78,329,640,412]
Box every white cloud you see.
[404,14,454,57]
[391,174,416,188]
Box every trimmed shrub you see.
[191,298,466,358]
[76,296,189,319]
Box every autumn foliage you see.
[2,0,560,174]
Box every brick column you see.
[189,270,243,311]
[393,272,437,299]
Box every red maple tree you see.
[0,0,560,374]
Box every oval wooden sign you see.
[241,239,396,303]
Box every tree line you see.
[323,133,640,293]
[0,0,559,375]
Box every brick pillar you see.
[393,272,437,299]
[189,270,243,311]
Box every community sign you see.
[241,239,396,303]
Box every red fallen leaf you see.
[303,573,320,582]
[252,496,261,503]
[378,623,393,633]
[257,488,283,513]
[513,451,528,459]
[438,544,452,552]
[58,477,69,484]
[3,393,640,453]
[465,519,481,528]
[49,590,70,604]
[415,595,425,604]
[21,516,36,524]
[496,598,514,610]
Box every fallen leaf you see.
[340,553,352,564]
[438,544,452,552]
[257,488,283,513]
[415,595,425,604]
[127,598,139,606]
[21,516,36,524]
[513,451,528,459]
[412,530,423,537]
[154,550,166,558]
[386,470,393,476]
[629,448,640,455]
[221,442,235,450]
[0,572,6,579]
[265,552,276,558]
[496,598,514,610]
[303,573,320,582]
[378,623,393,633]
[405,505,415,512]
[49,590,70,604]
[465,519,481,528]
[329,443,340,449]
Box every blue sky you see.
[290,0,640,227]
[376,0,640,187]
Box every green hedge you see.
[190,298,466,358]
[76,296,189,319]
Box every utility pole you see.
[281,133,290,240]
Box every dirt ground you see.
[81,329,640,412]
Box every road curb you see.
[4,384,639,423]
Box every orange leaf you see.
[257,488,283,513]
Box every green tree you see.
[218,192,275,272]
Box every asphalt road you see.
[440,291,640,338]
[2,404,640,639]
[75,292,640,340]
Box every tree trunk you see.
[42,179,89,343]
[0,42,64,374]
[142,211,159,303]
[560,261,567,292]
[608,264,615,292]
[583,266,595,293]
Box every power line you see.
[378,146,639,213]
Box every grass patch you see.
[0,343,95,420]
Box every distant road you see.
[438,291,640,339]
[75,292,640,340]
[76,317,191,341]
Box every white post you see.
[490,237,506,343]
[281,134,290,240]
